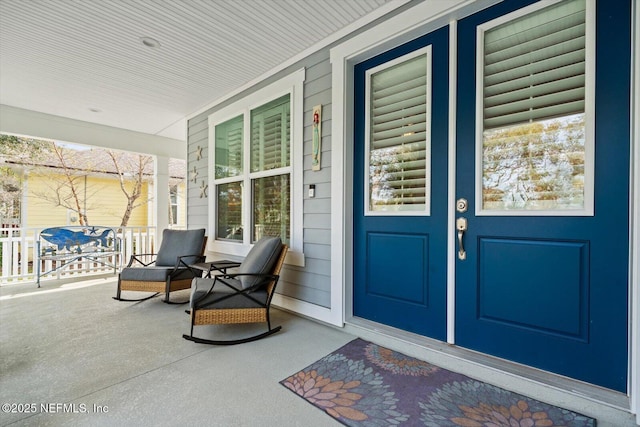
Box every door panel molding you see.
[366,232,430,305]
[477,237,589,341]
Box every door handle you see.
[456,217,467,260]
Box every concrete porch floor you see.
[0,277,636,426]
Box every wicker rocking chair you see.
[114,228,207,304]
[183,236,287,345]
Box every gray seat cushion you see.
[155,228,205,267]
[120,266,197,281]
[238,236,282,290]
[190,277,267,309]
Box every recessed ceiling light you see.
[140,36,161,48]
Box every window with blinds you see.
[207,69,303,262]
[249,94,291,244]
[366,48,431,215]
[480,0,591,213]
[213,95,292,245]
[215,115,243,179]
[251,95,290,173]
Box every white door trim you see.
[446,20,458,344]
[630,0,640,420]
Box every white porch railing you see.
[0,226,158,285]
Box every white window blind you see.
[248,94,291,244]
[480,0,590,213]
[368,52,430,213]
[483,0,586,129]
[251,95,290,173]
[214,115,243,179]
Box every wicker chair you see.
[183,236,287,345]
[113,228,207,304]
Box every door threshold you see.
[344,317,630,419]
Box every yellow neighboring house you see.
[4,150,186,229]
[25,173,152,228]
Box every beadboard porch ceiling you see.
[0,0,397,141]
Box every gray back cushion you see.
[155,228,205,267]
[238,236,282,289]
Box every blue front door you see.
[353,0,631,392]
[353,26,449,340]
[454,0,630,392]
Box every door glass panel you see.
[479,0,591,214]
[366,48,431,215]
[483,114,586,210]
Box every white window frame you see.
[475,0,595,217]
[364,46,433,217]
[208,68,305,266]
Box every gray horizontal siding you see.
[303,243,331,261]
[303,213,331,230]
[304,228,331,245]
[287,257,330,276]
[186,50,334,308]
[304,198,330,214]
[304,167,331,184]
[283,52,333,306]
[279,263,332,307]
[188,114,208,137]
[187,108,210,235]
[303,181,330,199]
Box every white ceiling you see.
[0,0,396,141]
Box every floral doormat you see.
[280,338,595,427]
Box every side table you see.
[190,260,241,278]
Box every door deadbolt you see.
[456,198,468,213]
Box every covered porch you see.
[0,276,351,426]
[1,0,639,425]
[0,276,635,426]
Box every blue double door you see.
[353,0,630,392]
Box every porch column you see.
[155,155,169,245]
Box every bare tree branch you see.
[106,150,153,227]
